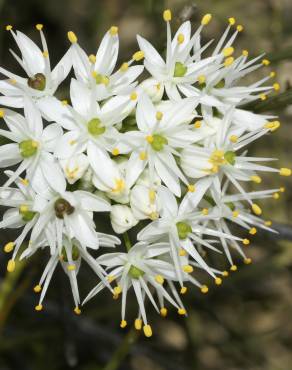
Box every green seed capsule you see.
[87,118,106,136]
[27,73,46,91]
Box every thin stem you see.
[123,232,132,252]
[102,327,139,370]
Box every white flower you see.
[38,79,136,164]
[121,93,198,196]
[110,205,138,234]
[0,25,71,108]
[130,185,161,221]
[60,154,89,185]
[0,97,63,188]
[68,28,144,101]
[139,77,164,102]
[83,241,186,337]
[138,186,239,284]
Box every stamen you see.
[250,175,262,184]
[177,33,185,44]
[135,319,142,330]
[119,62,129,72]
[232,210,239,217]
[74,307,81,315]
[194,120,202,128]
[146,135,154,143]
[180,286,187,294]
[132,51,144,61]
[187,184,195,192]
[34,285,42,293]
[215,277,222,285]
[139,151,147,160]
[249,227,257,235]
[230,264,238,271]
[260,94,267,101]
[130,92,137,101]
[143,324,152,337]
[7,259,15,272]
[120,320,127,328]
[0,109,5,118]
[179,248,186,256]
[201,14,212,25]
[273,192,280,200]
[242,49,249,56]
[223,46,234,57]
[160,307,168,317]
[112,148,120,156]
[88,54,96,63]
[201,285,209,293]
[279,168,291,176]
[67,264,76,271]
[229,135,238,143]
[237,25,243,32]
[198,75,206,84]
[109,26,118,36]
[224,57,234,67]
[262,59,270,66]
[67,31,78,43]
[35,304,43,311]
[163,9,172,22]
[178,308,186,315]
[155,275,164,284]
[273,82,280,91]
[265,220,272,226]
[242,238,250,245]
[222,271,229,277]
[6,25,13,31]
[244,258,252,265]
[4,242,14,253]
[228,17,236,25]
[252,203,262,215]
[156,111,163,121]
[35,24,43,31]
[183,265,193,273]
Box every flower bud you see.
[139,77,164,102]
[110,205,138,234]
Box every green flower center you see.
[61,245,80,262]
[174,62,187,77]
[214,79,225,89]
[176,221,192,239]
[27,73,46,91]
[224,151,236,165]
[19,206,36,222]
[129,265,145,279]
[151,134,168,151]
[19,140,38,158]
[95,73,109,86]
[54,198,75,219]
[87,118,106,137]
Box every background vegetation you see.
[0,0,292,369]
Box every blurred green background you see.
[0,0,292,369]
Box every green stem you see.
[123,232,132,252]
[102,328,139,370]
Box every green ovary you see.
[19,140,38,158]
[87,118,106,136]
[61,245,80,262]
[174,62,187,77]
[176,221,192,239]
[129,265,145,279]
[224,151,236,165]
[151,134,168,151]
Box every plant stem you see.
[123,232,132,252]
[102,328,139,370]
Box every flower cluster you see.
[0,11,290,337]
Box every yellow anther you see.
[252,203,262,216]
[135,319,142,330]
[244,258,252,265]
[249,227,257,235]
[179,248,186,257]
[36,24,43,31]
[163,9,172,22]
[273,82,280,91]
[202,208,209,215]
[120,320,127,328]
[250,175,262,184]
[183,265,193,273]
[0,109,5,118]
[67,264,76,271]
[6,25,13,31]
[35,304,43,311]
[155,275,164,284]
[262,59,270,66]
[201,285,209,294]
[201,14,212,25]
[178,308,186,315]
[74,307,81,315]
[232,210,239,218]
[270,120,280,132]
[270,71,276,78]
[101,76,109,86]
[34,285,42,293]
[139,151,147,160]
[242,238,250,246]
[19,204,29,213]
[114,286,122,295]
[156,111,163,121]
[31,140,39,148]
[230,264,238,271]
[61,99,68,105]
[280,187,285,193]
[194,120,202,129]
[146,135,154,143]
[228,17,236,25]
[260,94,267,101]
[180,286,187,294]
[279,168,291,176]
[7,259,15,272]
[177,33,185,44]
[4,242,14,253]
[224,57,234,67]
[69,139,77,145]
[237,25,244,32]
[273,192,280,200]
[229,135,238,143]
[112,148,120,156]
[215,277,222,285]
[107,275,116,283]
[242,50,249,56]
[42,51,49,58]
[109,26,118,36]
[223,46,234,57]
[67,31,78,44]
[198,75,206,84]
[112,179,125,193]
[149,189,156,203]
[264,220,272,226]
[132,50,145,61]
[187,184,195,192]
[143,324,153,337]
[20,178,29,186]
[120,62,129,72]
[88,54,96,64]
[160,307,168,317]
[130,92,137,101]
[222,270,229,277]
[9,78,16,85]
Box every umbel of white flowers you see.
[0,10,290,338]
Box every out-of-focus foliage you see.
[0,1,292,369]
